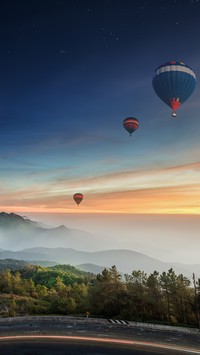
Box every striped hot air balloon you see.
[152,61,196,117]
[123,117,139,136]
[73,193,83,206]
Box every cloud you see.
[1,160,200,214]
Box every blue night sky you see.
[1,0,200,263]
[0,0,200,216]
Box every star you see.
[59,49,66,54]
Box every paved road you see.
[0,317,199,354]
[0,336,199,354]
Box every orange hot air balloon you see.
[73,193,83,206]
[123,117,139,136]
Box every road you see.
[0,317,199,354]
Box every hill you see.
[0,212,97,251]
[0,258,59,271]
[76,263,105,274]
[0,247,199,276]
[0,258,29,271]
[0,213,199,277]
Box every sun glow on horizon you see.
[1,161,200,215]
[1,185,200,215]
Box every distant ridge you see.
[0,246,199,277]
[0,212,38,227]
[0,212,63,230]
[0,213,199,277]
[0,212,96,250]
[76,263,105,274]
[0,258,59,271]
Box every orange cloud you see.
[1,161,200,214]
[1,183,200,215]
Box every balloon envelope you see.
[123,117,139,136]
[73,193,83,206]
[152,61,196,116]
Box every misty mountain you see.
[0,249,57,262]
[77,263,106,274]
[0,247,199,277]
[0,213,199,277]
[0,212,97,250]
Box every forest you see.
[0,261,199,328]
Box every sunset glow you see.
[1,161,200,214]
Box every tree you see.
[125,270,147,321]
[89,266,127,318]
[146,271,163,321]
[71,282,89,313]
[0,270,12,293]
[159,269,193,325]
[35,284,48,298]
[12,271,23,295]
[8,298,17,317]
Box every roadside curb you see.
[0,316,199,334]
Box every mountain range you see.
[0,212,199,277]
[0,212,96,250]
[0,246,199,277]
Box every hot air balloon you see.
[123,117,139,136]
[152,61,196,117]
[73,193,83,206]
